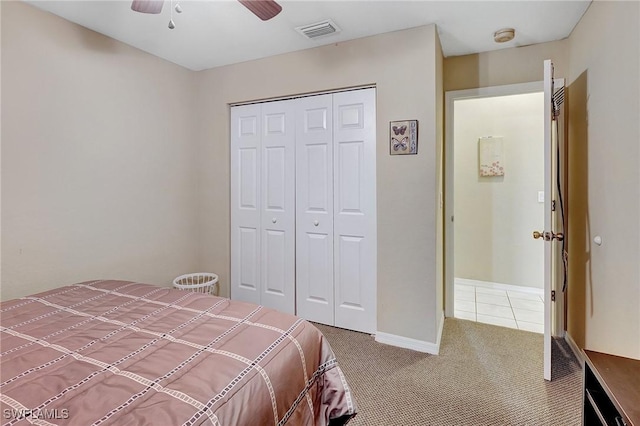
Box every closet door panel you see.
[239,149,259,210]
[306,233,332,302]
[333,89,377,333]
[238,227,259,291]
[260,100,296,314]
[296,94,334,325]
[306,144,331,211]
[263,229,286,294]
[337,140,365,219]
[337,235,364,306]
[231,104,262,305]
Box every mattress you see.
[0,280,356,425]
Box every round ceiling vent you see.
[494,28,515,43]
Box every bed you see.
[0,280,356,425]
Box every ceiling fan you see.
[131,0,282,21]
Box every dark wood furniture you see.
[582,350,640,426]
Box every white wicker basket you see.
[172,273,219,296]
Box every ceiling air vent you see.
[295,20,341,40]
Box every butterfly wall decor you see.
[392,125,407,136]
[392,136,409,151]
[389,120,418,155]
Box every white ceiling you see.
[25,0,591,71]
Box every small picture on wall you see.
[390,120,418,155]
[478,136,505,176]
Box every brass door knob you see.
[533,230,563,241]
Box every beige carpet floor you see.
[316,318,582,425]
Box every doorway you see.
[445,82,546,333]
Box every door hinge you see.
[551,200,556,211]
[551,290,556,302]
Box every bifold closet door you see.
[231,101,295,314]
[296,89,377,333]
[295,94,335,325]
[333,89,377,334]
[231,104,261,305]
[260,101,295,314]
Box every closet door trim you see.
[229,85,376,108]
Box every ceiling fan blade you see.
[131,0,164,14]
[238,0,282,21]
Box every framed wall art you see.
[478,136,504,176]
[390,120,418,155]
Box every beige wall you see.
[566,1,640,359]
[444,40,569,92]
[454,93,545,289]
[1,2,200,301]
[1,3,444,344]
[195,25,443,343]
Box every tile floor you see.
[454,282,544,333]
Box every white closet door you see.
[231,104,262,305]
[333,88,377,333]
[260,100,296,314]
[295,94,335,325]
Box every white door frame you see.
[444,81,564,338]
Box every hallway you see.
[454,280,544,333]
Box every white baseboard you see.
[436,310,444,351]
[376,312,445,355]
[564,331,584,363]
[455,278,543,296]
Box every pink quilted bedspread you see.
[0,280,356,425]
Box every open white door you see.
[543,59,553,382]
[541,59,566,381]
